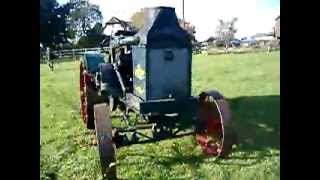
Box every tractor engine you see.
[80,7,195,128]
[132,7,192,101]
[95,6,194,114]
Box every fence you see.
[40,47,110,64]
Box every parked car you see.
[241,37,256,47]
[230,39,241,47]
[192,44,202,54]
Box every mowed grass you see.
[40,51,280,180]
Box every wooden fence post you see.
[46,47,54,71]
[73,49,75,61]
[59,49,62,59]
[46,47,50,63]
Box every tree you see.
[66,0,103,39]
[215,17,238,46]
[40,0,74,48]
[40,0,59,47]
[77,23,107,48]
[178,19,196,42]
[40,0,58,25]
[130,9,145,30]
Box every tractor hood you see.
[135,6,191,48]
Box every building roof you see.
[254,36,274,41]
[252,33,271,38]
[103,17,129,29]
[103,17,138,33]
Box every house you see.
[202,37,215,47]
[241,37,256,47]
[274,16,280,39]
[252,33,274,46]
[101,17,138,47]
[103,17,138,36]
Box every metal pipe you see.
[182,0,185,28]
[114,66,126,94]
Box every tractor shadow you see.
[227,95,280,151]
[119,95,280,170]
[209,94,280,166]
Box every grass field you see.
[40,51,280,180]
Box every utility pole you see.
[182,0,185,28]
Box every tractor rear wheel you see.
[94,103,117,179]
[80,61,115,129]
[80,61,99,129]
[195,91,237,158]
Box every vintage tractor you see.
[80,7,236,179]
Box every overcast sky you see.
[57,0,280,41]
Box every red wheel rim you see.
[80,61,103,129]
[80,61,89,125]
[196,93,232,157]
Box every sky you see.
[57,0,280,41]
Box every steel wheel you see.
[80,61,108,129]
[80,61,95,129]
[94,103,117,179]
[80,61,89,125]
[195,91,235,158]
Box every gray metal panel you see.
[132,46,147,100]
[147,48,190,100]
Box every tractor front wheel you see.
[195,91,237,158]
[94,103,117,179]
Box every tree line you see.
[40,0,105,49]
[40,1,237,49]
